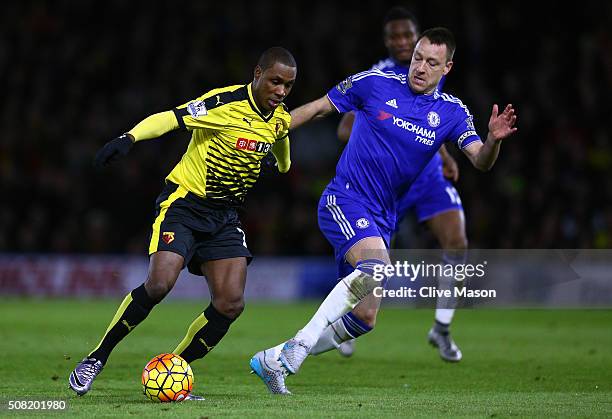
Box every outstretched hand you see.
[259,152,282,176]
[93,134,134,168]
[488,104,518,142]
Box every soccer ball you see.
[142,353,193,402]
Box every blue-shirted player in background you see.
[334,7,467,362]
[250,27,517,394]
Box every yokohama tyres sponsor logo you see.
[391,116,436,140]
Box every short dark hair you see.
[257,47,296,71]
[418,27,456,61]
[383,6,419,31]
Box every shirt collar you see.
[247,83,275,122]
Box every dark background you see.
[2,0,611,255]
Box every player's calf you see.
[283,260,387,372]
[87,283,159,365]
[173,303,237,363]
[69,283,160,396]
[310,311,373,356]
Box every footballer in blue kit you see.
[334,7,467,362]
[373,59,463,225]
[320,66,479,274]
[250,27,517,394]
[373,58,461,227]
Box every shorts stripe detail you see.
[325,195,355,240]
[331,195,356,238]
[148,185,189,254]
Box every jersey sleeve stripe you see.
[326,94,342,113]
[204,86,248,112]
[371,58,394,71]
[172,108,187,130]
[351,68,406,83]
[440,93,472,117]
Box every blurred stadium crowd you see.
[1,1,611,255]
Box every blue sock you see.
[341,311,373,339]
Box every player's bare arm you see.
[289,96,336,130]
[337,111,355,142]
[462,104,517,171]
[93,111,180,168]
[439,144,459,181]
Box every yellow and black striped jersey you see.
[167,83,291,206]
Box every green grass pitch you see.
[1,300,611,417]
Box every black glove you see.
[259,152,279,176]
[93,134,134,168]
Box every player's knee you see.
[212,297,245,320]
[144,277,174,303]
[351,259,390,295]
[443,234,468,251]
[146,255,181,302]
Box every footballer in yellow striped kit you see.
[69,47,296,398]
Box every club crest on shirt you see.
[187,100,208,117]
[356,218,370,229]
[162,232,175,244]
[275,119,284,135]
[427,111,440,128]
[336,77,353,95]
